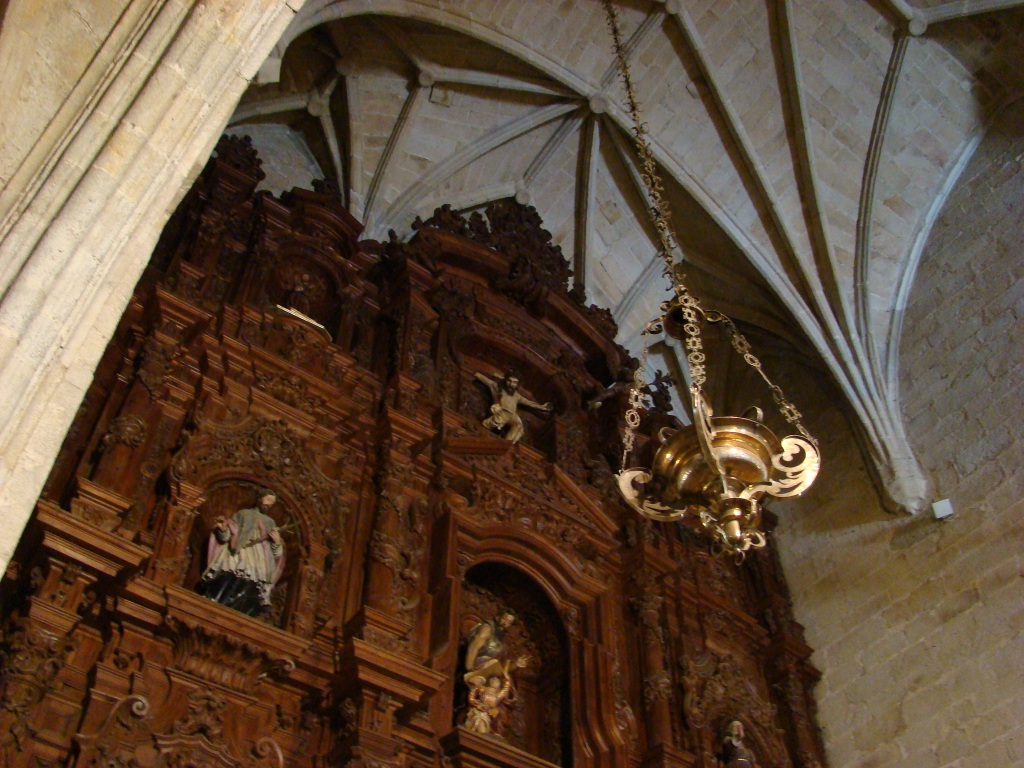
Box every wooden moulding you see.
[339,606,447,705]
[36,500,150,577]
[441,726,560,768]
[164,585,310,660]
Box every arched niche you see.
[183,478,301,628]
[711,714,785,768]
[165,412,350,637]
[682,647,792,768]
[438,502,624,768]
[265,249,346,333]
[458,561,572,766]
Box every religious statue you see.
[197,488,285,616]
[474,370,553,443]
[464,673,513,735]
[586,360,637,410]
[462,609,530,736]
[721,719,756,767]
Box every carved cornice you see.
[36,500,151,577]
[336,630,447,707]
[164,586,309,661]
[411,226,624,360]
[441,726,560,768]
[164,616,294,694]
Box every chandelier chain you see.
[620,340,649,469]
[605,0,707,467]
[704,312,816,443]
[602,0,680,282]
[603,0,816,463]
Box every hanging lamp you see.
[603,0,820,558]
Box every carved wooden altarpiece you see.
[0,136,828,768]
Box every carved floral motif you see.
[103,415,147,449]
[170,415,348,537]
[468,450,601,534]
[138,336,181,395]
[643,670,673,708]
[253,371,328,416]
[680,648,791,767]
[0,619,78,754]
[290,565,324,638]
[77,694,150,768]
[629,590,666,646]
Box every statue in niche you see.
[462,609,530,736]
[721,720,756,767]
[197,488,285,617]
[474,370,553,444]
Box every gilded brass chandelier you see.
[603,1,820,558]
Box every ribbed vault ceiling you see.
[228,0,1024,512]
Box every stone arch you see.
[276,1,595,96]
[0,0,305,573]
[888,92,1024,392]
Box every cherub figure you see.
[464,674,513,735]
[474,370,553,443]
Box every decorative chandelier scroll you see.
[602,1,820,558]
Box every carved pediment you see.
[464,445,610,531]
[445,443,616,580]
[170,414,349,537]
[74,689,285,768]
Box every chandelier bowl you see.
[652,416,782,506]
[618,407,819,555]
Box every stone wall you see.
[775,97,1024,768]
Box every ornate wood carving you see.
[0,139,827,768]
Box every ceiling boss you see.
[602,0,821,559]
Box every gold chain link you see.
[605,0,816,469]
